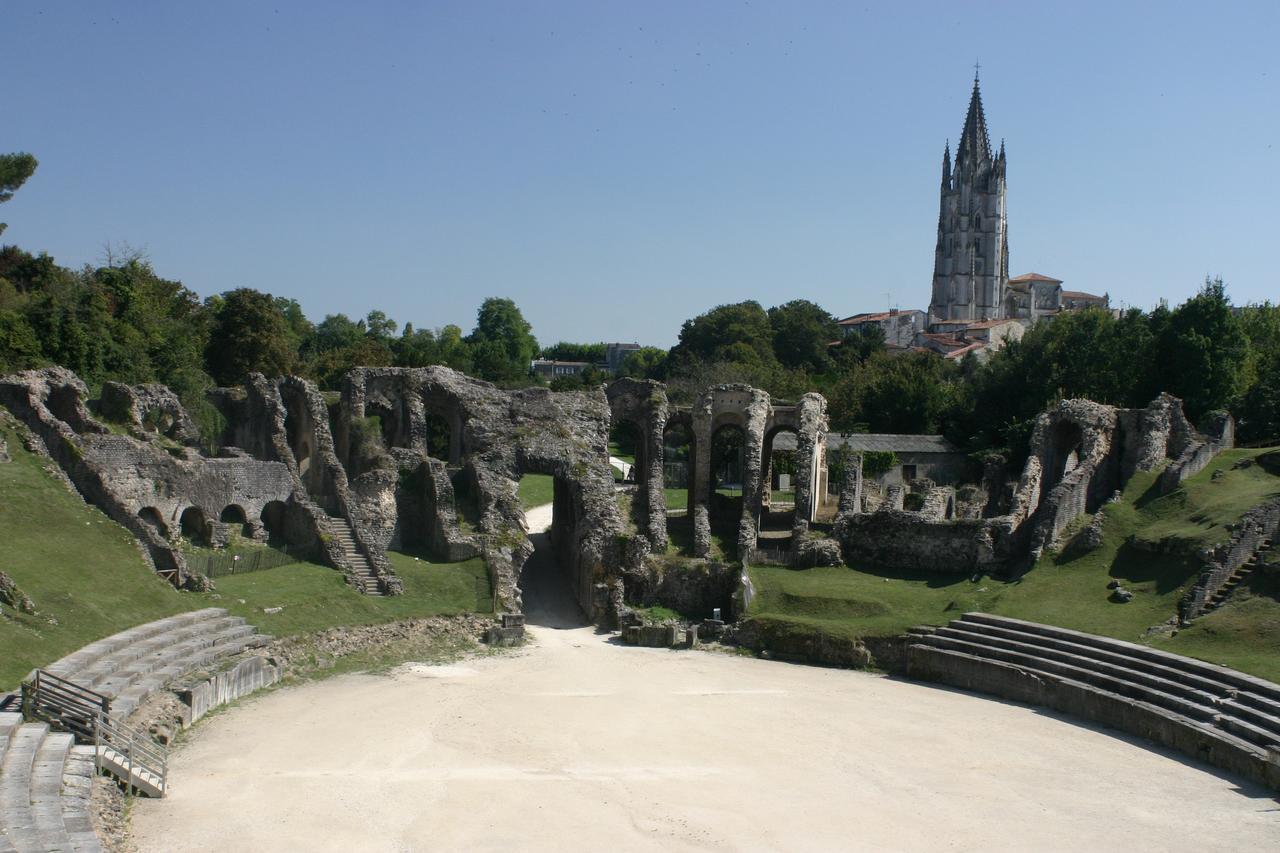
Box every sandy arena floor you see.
[131,519,1279,851]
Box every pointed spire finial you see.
[973,59,981,83]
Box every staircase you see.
[329,516,384,595]
[906,612,1280,791]
[1203,537,1272,613]
[0,713,101,852]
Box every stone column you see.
[737,390,770,562]
[644,407,668,553]
[691,400,713,558]
[792,393,828,533]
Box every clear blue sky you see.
[4,1,1277,347]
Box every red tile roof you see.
[943,341,986,359]
[1062,290,1106,300]
[1009,272,1062,283]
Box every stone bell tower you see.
[928,72,1009,327]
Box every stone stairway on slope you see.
[905,612,1280,791]
[1203,537,1273,614]
[328,516,384,595]
[0,712,101,853]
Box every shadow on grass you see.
[1108,541,1201,595]
[841,561,977,590]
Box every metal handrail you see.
[94,711,168,797]
[22,670,110,742]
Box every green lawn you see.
[0,422,197,689]
[0,419,494,689]
[747,449,1280,683]
[199,552,492,639]
[518,473,555,509]
[665,488,688,511]
[607,442,635,465]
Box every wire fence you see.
[187,546,297,578]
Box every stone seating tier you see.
[906,612,1280,791]
[0,714,101,853]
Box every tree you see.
[204,288,295,385]
[670,301,777,370]
[768,299,839,373]
[619,346,668,379]
[1152,277,1248,421]
[0,152,38,236]
[466,297,538,381]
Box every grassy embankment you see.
[747,448,1280,682]
[0,420,491,690]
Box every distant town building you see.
[837,309,926,348]
[530,360,593,379]
[605,342,642,374]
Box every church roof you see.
[956,76,993,165]
[1009,272,1063,283]
[1062,290,1107,301]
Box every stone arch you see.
[663,417,695,514]
[260,500,288,545]
[220,504,253,538]
[137,506,169,539]
[1046,420,1085,491]
[178,506,210,546]
[709,421,747,527]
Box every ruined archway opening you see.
[710,423,746,526]
[662,420,695,553]
[260,500,288,547]
[608,420,644,484]
[517,471,588,628]
[1046,421,1085,491]
[760,427,798,543]
[220,504,253,540]
[138,507,169,540]
[179,507,210,547]
[424,410,454,464]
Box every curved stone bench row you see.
[0,713,100,853]
[906,613,1280,791]
[35,607,272,718]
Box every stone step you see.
[0,722,49,852]
[0,713,20,769]
[41,608,229,683]
[952,616,1280,726]
[62,744,102,853]
[929,626,1229,716]
[74,615,248,686]
[85,620,254,695]
[97,629,269,717]
[915,633,1235,736]
[30,731,75,852]
[958,612,1280,707]
[905,643,1279,790]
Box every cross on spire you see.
[973,59,981,81]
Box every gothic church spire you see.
[956,74,992,167]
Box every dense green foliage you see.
[0,152,38,236]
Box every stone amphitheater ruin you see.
[0,365,1277,851]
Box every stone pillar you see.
[692,405,713,558]
[644,408,668,553]
[838,453,863,515]
[792,393,828,532]
[737,390,770,563]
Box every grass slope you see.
[749,448,1280,682]
[0,421,493,689]
[0,422,197,689]
[197,552,491,639]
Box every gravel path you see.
[131,606,1280,850]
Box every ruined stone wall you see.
[341,367,635,621]
[0,368,315,586]
[1182,498,1280,620]
[606,379,669,553]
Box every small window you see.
[902,465,918,481]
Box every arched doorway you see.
[138,507,169,539]
[260,501,288,546]
[179,507,210,546]
[220,504,253,539]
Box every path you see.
[129,508,1280,851]
[609,456,632,480]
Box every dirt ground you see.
[130,508,1280,851]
